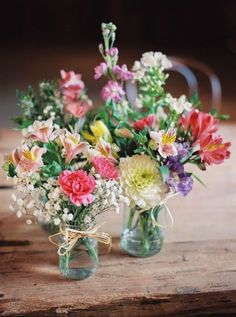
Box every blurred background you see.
[0,0,236,127]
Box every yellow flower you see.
[83,120,112,144]
[120,154,166,210]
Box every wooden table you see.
[0,124,236,316]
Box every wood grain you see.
[0,213,236,316]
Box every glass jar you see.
[120,204,164,257]
[59,227,98,280]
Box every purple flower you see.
[101,80,125,103]
[94,62,107,80]
[113,64,134,81]
[167,172,193,196]
[165,142,193,196]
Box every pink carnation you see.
[59,170,96,206]
[59,70,85,100]
[113,64,134,81]
[66,99,92,118]
[92,156,119,180]
[101,80,125,102]
[94,62,107,79]
[133,114,156,131]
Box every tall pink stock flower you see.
[133,114,156,131]
[180,109,219,142]
[94,62,107,79]
[59,70,85,100]
[106,47,119,57]
[113,64,134,81]
[92,156,119,180]
[16,144,46,172]
[59,170,96,206]
[199,134,231,165]
[101,80,125,102]
[65,99,92,118]
[60,131,88,163]
[23,119,54,143]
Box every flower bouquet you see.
[3,124,123,279]
[2,21,231,278]
[82,22,231,257]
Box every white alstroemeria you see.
[167,94,192,114]
[150,128,178,158]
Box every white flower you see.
[54,218,61,226]
[16,210,22,218]
[119,154,166,210]
[167,94,192,114]
[67,213,73,221]
[150,128,178,158]
[141,51,172,70]
[26,219,32,225]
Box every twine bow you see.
[139,192,178,229]
[48,223,112,256]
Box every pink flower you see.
[101,81,125,103]
[65,99,92,118]
[16,144,46,173]
[199,134,231,165]
[23,119,54,143]
[180,110,219,143]
[59,170,95,206]
[92,156,119,180]
[59,70,85,100]
[133,114,156,131]
[105,47,119,57]
[113,64,134,81]
[94,62,107,79]
[60,131,88,163]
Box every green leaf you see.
[159,165,169,182]
[42,161,62,178]
[192,173,207,188]
[8,163,17,177]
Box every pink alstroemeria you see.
[199,134,231,165]
[23,119,54,143]
[60,131,88,163]
[59,70,85,100]
[95,139,119,164]
[16,144,46,173]
[101,80,125,103]
[65,99,92,118]
[113,64,134,81]
[94,62,107,79]
[150,128,178,158]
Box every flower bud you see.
[115,127,134,139]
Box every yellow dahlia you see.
[119,154,166,210]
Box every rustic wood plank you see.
[0,212,236,316]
